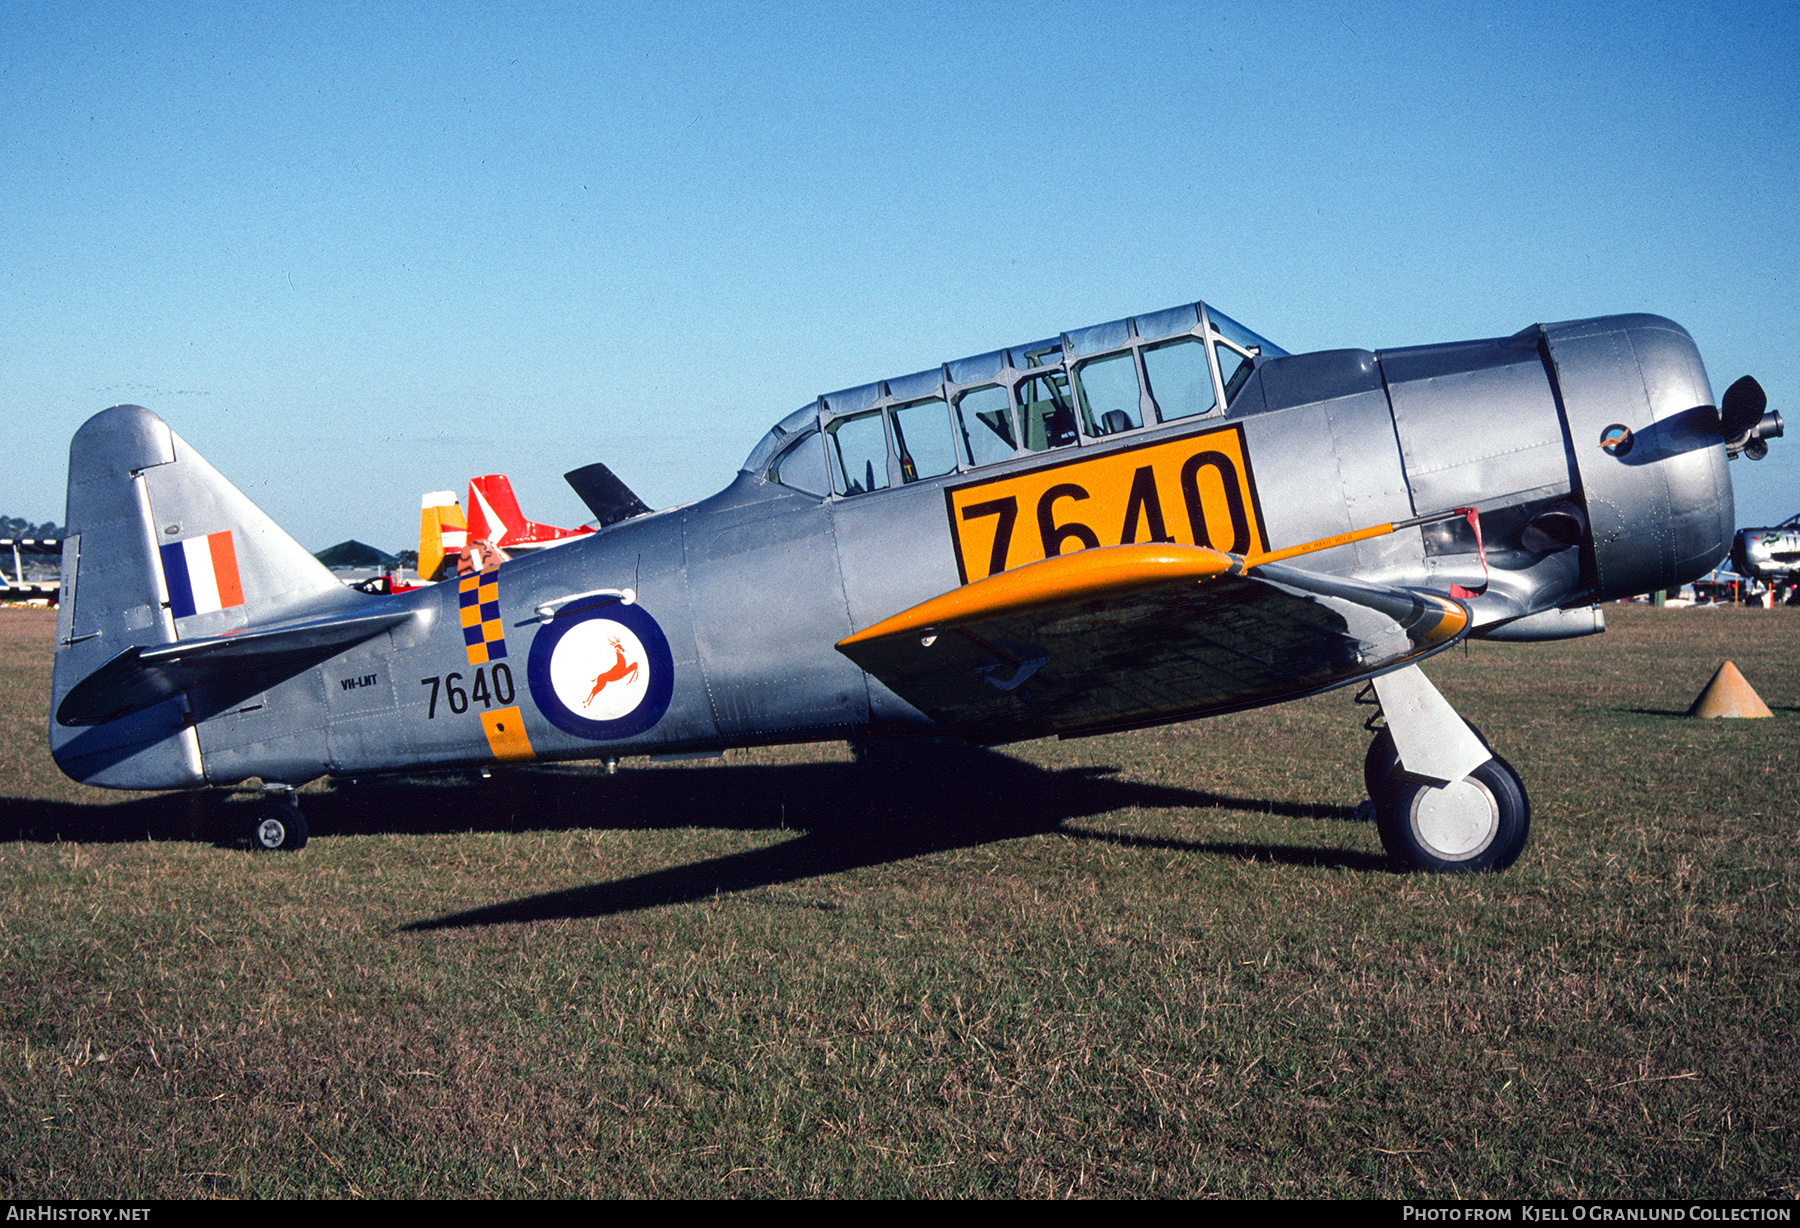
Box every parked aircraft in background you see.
[415,491,467,583]
[417,474,605,581]
[1731,513,1800,603]
[47,298,1769,873]
[1,537,62,600]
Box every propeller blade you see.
[1721,375,1768,439]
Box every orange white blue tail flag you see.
[160,530,246,618]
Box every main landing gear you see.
[1361,667,1530,873]
[247,786,308,852]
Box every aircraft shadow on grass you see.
[0,746,1389,921]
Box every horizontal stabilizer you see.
[57,606,414,727]
[837,543,1468,742]
[564,462,653,528]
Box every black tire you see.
[1375,752,1529,873]
[248,801,308,852]
[1363,727,1400,803]
[1363,721,1490,802]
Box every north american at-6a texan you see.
[49,300,1774,870]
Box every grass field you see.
[2,603,1795,1198]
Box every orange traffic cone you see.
[1686,661,1774,718]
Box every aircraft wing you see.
[836,543,1469,742]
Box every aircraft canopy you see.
[742,300,1288,495]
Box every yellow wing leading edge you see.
[837,514,1473,743]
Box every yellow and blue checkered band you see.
[458,567,507,665]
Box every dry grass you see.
[1,604,1795,1197]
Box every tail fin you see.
[564,461,653,528]
[467,474,592,549]
[51,405,351,787]
[418,491,467,582]
[465,474,528,547]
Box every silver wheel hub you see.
[1410,777,1499,860]
[255,817,287,848]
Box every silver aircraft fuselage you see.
[50,305,1734,806]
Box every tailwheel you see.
[248,796,308,852]
[1372,751,1529,873]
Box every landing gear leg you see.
[1363,667,1529,873]
[248,786,308,852]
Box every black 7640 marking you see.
[421,663,516,718]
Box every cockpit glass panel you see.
[769,430,829,497]
[886,366,943,402]
[955,384,1017,467]
[890,397,958,482]
[1075,352,1143,436]
[1012,340,1064,369]
[741,404,822,474]
[1216,341,1256,405]
[1142,338,1218,421]
[776,404,819,434]
[1016,370,1078,451]
[823,382,883,415]
[1134,302,1199,342]
[1205,307,1290,358]
[947,349,1007,386]
[827,411,891,496]
[1065,317,1131,357]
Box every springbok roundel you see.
[527,600,674,740]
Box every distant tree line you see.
[0,516,63,540]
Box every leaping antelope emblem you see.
[583,638,641,707]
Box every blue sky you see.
[4,1,1796,548]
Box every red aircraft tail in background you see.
[418,476,594,581]
[465,475,595,553]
